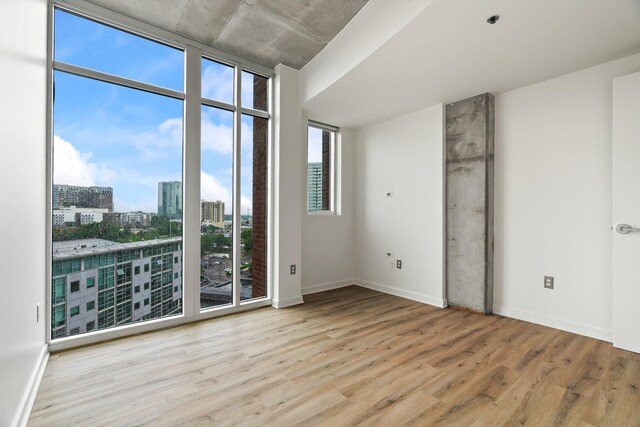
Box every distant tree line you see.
[53,219,253,259]
[52,217,182,243]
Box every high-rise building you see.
[201,200,225,228]
[53,185,114,212]
[157,181,182,219]
[51,237,183,338]
[307,162,323,211]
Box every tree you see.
[241,229,252,251]
[206,225,223,234]
[200,233,231,256]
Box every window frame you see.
[46,0,274,351]
[306,120,339,215]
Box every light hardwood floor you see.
[29,286,640,426]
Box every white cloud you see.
[55,116,256,215]
[202,64,233,103]
[53,135,98,186]
[53,134,174,189]
[201,172,253,216]
[201,171,232,212]
[201,116,256,156]
[133,117,183,161]
[54,135,179,213]
[202,115,233,154]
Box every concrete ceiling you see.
[87,0,369,69]
[302,0,640,128]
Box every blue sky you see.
[307,127,324,163]
[53,9,256,214]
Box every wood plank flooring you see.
[29,286,640,426]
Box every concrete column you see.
[445,93,494,314]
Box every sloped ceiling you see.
[87,0,369,69]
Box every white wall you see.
[354,104,445,307]
[0,0,49,425]
[301,129,356,293]
[494,53,640,341]
[272,64,304,308]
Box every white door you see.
[612,70,640,353]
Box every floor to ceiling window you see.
[49,4,271,344]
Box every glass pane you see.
[242,71,268,111]
[202,58,234,105]
[200,106,234,310]
[240,115,268,301]
[54,9,184,91]
[307,126,333,212]
[52,71,183,339]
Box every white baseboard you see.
[493,305,613,343]
[14,345,48,427]
[272,295,304,309]
[355,279,447,308]
[302,278,356,295]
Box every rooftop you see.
[52,237,182,260]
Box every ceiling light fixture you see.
[487,15,500,25]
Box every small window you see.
[144,298,150,306]
[174,256,178,264]
[70,280,80,293]
[134,266,140,275]
[86,321,95,331]
[174,272,178,279]
[307,122,337,213]
[144,282,150,290]
[70,306,80,316]
[134,302,140,310]
[70,327,80,335]
[86,301,95,311]
[144,264,150,272]
[174,286,178,293]
[134,285,140,294]
[86,277,95,288]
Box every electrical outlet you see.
[386,251,393,258]
[544,276,554,289]
[290,264,296,275]
[397,260,402,269]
